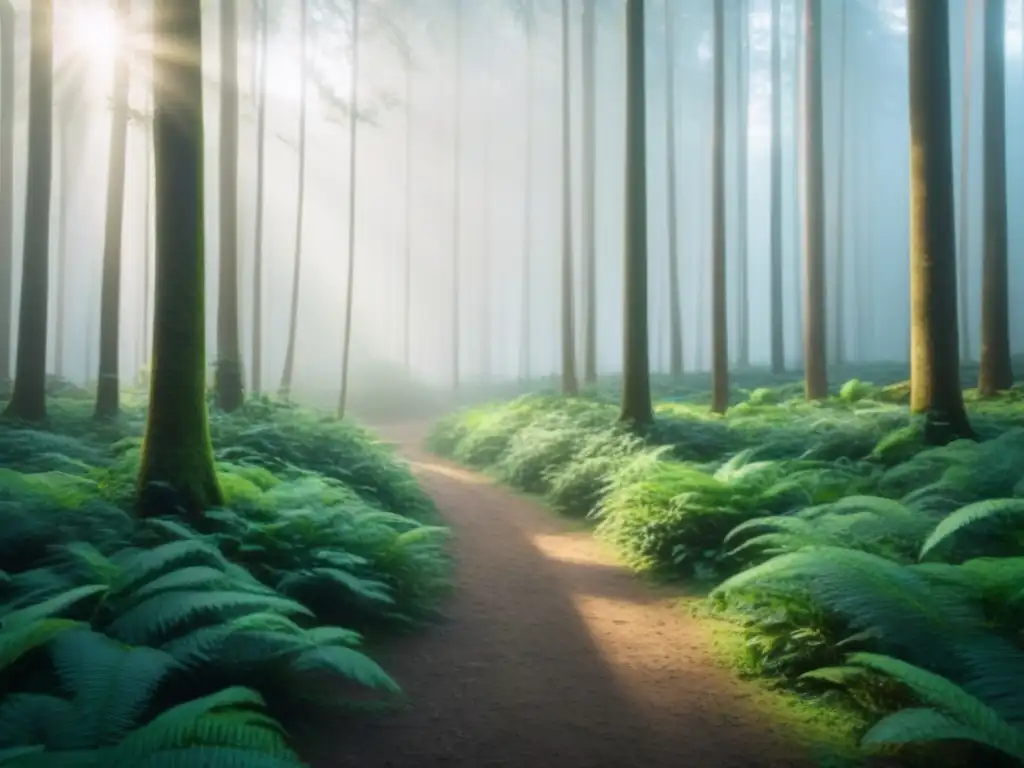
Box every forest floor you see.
[303,422,814,768]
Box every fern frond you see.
[919,499,1024,560]
[861,707,1024,758]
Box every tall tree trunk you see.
[791,0,803,365]
[450,0,463,392]
[957,0,975,362]
[977,0,1013,394]
[401,55,413,371]
[520,3,534,382]
[559,0,578,396]
[4,0,53,423]
[735,0,750,369]
[832,0,847,366]
[480,95,492,381]
[337,0,361,419]
[710,0,729,414]
[664,0,682,378]
[278,0,307,399]
[95,0,132,418]
[581,0,598,384]
[215,0,244,411]
[769,0,784,374]
[55,124,70,378]
[140,96,153,373]
[0,0,13,383]
[138,0,222,516]
[250,0,269,396]
[907,0,974,444]
[619,0,652,427]
[801,0,827,400]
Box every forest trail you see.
[304,423,810,768]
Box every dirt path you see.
[304,424,809,768]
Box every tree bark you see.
[95,0,133,418]
[138,0,222,516]
[906,0,974,444]
[664,0,682,378]
[559,0,578,396]
[709,0,729,414]
[250,0,269,396]
[957,0,975,362]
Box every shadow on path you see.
[303,423,808,768]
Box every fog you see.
[2,0,1023,403]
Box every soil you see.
[303,423,811,768]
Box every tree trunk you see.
[401,55,413,371]
[215,0,244,411]
[559,0,578,396]
[769,0,784,374]
[138,0,222,517]
[664,0,682,378]
[450,0,463,392]
[801,0,828,400]
[791,0,803,367]
[710,0,729,414]
[978,0,1013,395]
[54,124,70,379]
[0,0,13,383]
[337,0,361,419]
[520,3,534,382]
[140,95,153,373]
[250,0,269,396]
[832,0,847,366]
[4,0,53,423]
[581,0,598,384]
[278,0,307,400]
[906,0,974,444]
[479,60,493,381]
[619,0,652,427]
[957,0,975,362]
[735,0,750,370]
[95,0,132,418]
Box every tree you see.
[709,0,728,415]
[138,0,222,516]
[906,0,974,444]
[735,0,750,369]
[338,0,362,419]
[519,0,534,382]
[957,0,975,362]
[450,0,463,391]
[215,0,245,412]
[663,0,682,378]
[618,0,651,427]
[0,0,13,383]
[251,0,269,395]
[278,0,309,399]
[95,0,133,418]
[801,0,827,400]
[830,0,848,367]
[558,0,577,396]
[4,0,53,423]
[581,0,597,384]
[977,0,1013,395]
[401,39,414,371]
[768,0,784,374]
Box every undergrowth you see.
[427,364,1024,764]
[0,395,450,767]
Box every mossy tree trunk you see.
[618,0,651,428]
[0,0,13,383]
[663,0,682,379]
[215,0,245,412]
[710,0,729,415]
[906,0,974,444]
[581,0,598,385]
[250,0,269,396]
[278,0,308,400]
[977,0,1013,396]
[138,0,222,518]
[801,0,828,400]
[95,0,132,418]
[769,0,784,375]
[4,0,53,424]
[559,0,578,396]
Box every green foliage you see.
[0,397,451,766]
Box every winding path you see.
[305,424,809,768]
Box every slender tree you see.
[709,0,728,414]
[957,0,975,362]
[401,46,414,371]
[4,0,53,423]
[0,0,13,383]
[664,0,682,377]
[801,0,827,399]
[138,0,222,515]
[769,0,784,374]
[215,0,245,411]
[735,0,750,369]
[906,0,974,443]
[790,0,803,364]
[978,0,1013,395]
[140,94,153,371]
[54,122,71,378]
[619,0,651,426]
[520,0,533,381]
[581,0,598,384]
[479,56,493,381]
[278,0,308,399]
[559,0,578,395]
[250,0,269,395]
[450,0,463,391]
[95,0,133,417]
[832,0,848,366]
[338,0,361,419]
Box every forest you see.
[0,0,1023,766]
